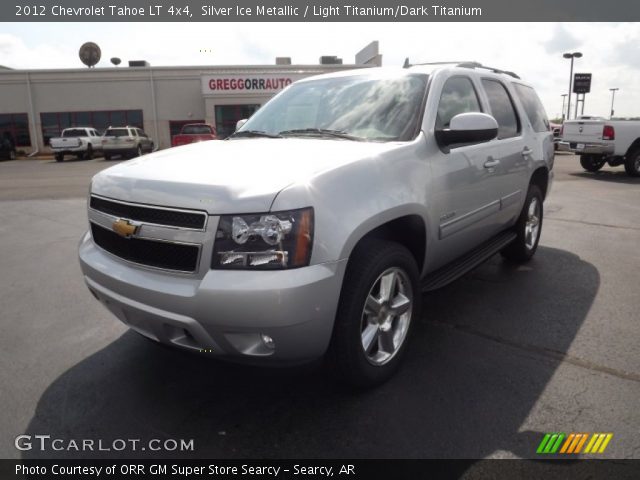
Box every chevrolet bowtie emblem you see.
[112,218,139,238]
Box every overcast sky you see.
[1,22,639,119]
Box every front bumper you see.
[557,141,614,156]
[79,232,347,364]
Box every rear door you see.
[478,78,529,222]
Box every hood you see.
[91,138,397,214]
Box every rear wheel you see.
[136,145,142,157]
[501,185,543,263]
[84,144,93,160]
[9,150,16,160]
[580,154,605,172]
[327,239,420,388]
[624,150,640,177]
[104,153,111,160]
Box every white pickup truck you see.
[559,118,640,177]
[49,127,103,162]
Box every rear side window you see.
[513,84,550,133]
[481,79,520,139]
[63,129,87,137]
[436,77,481,129]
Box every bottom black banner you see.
[2,459,640,480]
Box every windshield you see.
[105,129,130,137]
[236,73,428,142]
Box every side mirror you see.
[235,119,248,131]
[435,112,498,147]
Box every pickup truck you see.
[559,118,640,177]
[171,123,217,147]
[50,127,103,162]
[79,63,553,387]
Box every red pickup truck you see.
[171,123,217,147]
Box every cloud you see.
[543,24,581,54]
[611,35,640,69]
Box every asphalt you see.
[0,153,638,463]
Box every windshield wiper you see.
[230,130,282,139]
[278,128,363,141]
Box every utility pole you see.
[609,88,619,119]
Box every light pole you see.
[561,94,568,121]
[563,52,582,120]
[609,88,619,119]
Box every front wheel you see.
[9,150,16,160]
[84,145,93,160]
[327,239,420,388]
[580,154,605,172]
[624,150,640,177]
[55,153,64,162]
[501,185,543,263]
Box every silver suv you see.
[79,62,553,387]
[102,126,154,160]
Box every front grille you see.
[90,196,206,230]
[91,223,200,272]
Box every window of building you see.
[481,79,520,139]
[40,110,143,145]
[0,113,31,147]
[215,105,260,139]
[436,77,482,130]
[169,120,205,138]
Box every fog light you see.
[261,334,275,350]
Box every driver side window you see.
[436,77,481,130]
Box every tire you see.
[501,185,544,263]
[136,145,142,157]
[104,153,111,160]
[327,239,421,388]
[624,150,640,177]
[55,153,64,162]
[9,150,16,160]
[149,142,155,153]
[580,154,605,172]
[84,144,93,160]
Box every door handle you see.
[522,147,533,156]
[484,159,500,168]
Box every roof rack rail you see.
[403,58,520,79]
[456,62,520,79]
[403,59,477,68]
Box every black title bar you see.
[4,0,640,22]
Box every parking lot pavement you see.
[0,153,639,461]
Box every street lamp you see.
[563,52,582,120]
[609,88,619,119]
[561,94,568,121]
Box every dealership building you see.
[0,42,381,153]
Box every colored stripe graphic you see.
[539,433,613,454]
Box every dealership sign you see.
[573,73,592,94]
[201,74,307,95]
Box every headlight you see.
[212,208,313,270]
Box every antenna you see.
[79,42,101,68]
